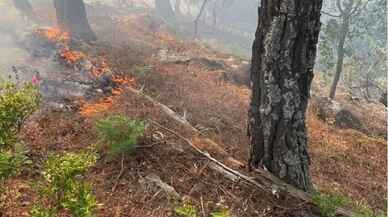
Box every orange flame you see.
[35,27,70,43]
[60,49,85,64]
[79,97,114,117]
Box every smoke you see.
[0,1,58,83]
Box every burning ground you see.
[0,1,387,217]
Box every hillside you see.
[0,2,386,217]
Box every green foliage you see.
[312,192,350,217]
[61,182,97,217]
[30,205,55,217]
[96,115,146,158]
[0,143,30,181]
[131,65,152,77]
[32,152,98,217]
[210,208,231,217]
[0,82,40,149]
[175,203,198,217]
[354,206,375,217]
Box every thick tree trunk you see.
[155,0,175,22]
[248,0,322,192]
[54,0,97,41]
[329,17,349,99]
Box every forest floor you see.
[1,3,387,217]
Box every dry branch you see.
[126,87,356,217]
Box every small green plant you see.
[32,151,98,217]
[0,143,30,181]
[30,205,55,217]
[0,82,40,149]
[96,115,146,158]
[175,203,198,217]
[210,208,231,217]
[131,65,152,77]
[313,192,350,217]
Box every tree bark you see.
[155,0,175,22]
[53,0,97,41]
[248,0,323,192]
[329,17,349,99]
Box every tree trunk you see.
[53,0,97,41]
[12,0,37,22]
[194,0,209,38]
[155,0,175,22]
[329,17,349,99]
[248,0,323,192]
[175,0,182,17]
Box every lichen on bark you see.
[248,0,322,192]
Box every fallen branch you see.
[127,87,356,217]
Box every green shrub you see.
[131,65,152,77]
[30,205,55,217]
[96,115,146,158]
[175,203,198,217]
[313,192,350,217]
[0,82,40,149]
[32,152,98,217]
[0,143,30,180]
[211,208,231,217]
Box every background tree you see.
[12,0,37,22]
[155,0,176,22]
[53,0,97,41]
[318,0,386,101]
[324,0,364,99]
[248,0,323,192]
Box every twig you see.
[200,196,206,217]
[111,154,125,192]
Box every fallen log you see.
[126,87,356,217]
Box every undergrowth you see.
[175,201,231,217]
[0,82,39,181]
[313,191,384,217]
[31,151,98,217]
[96,115,146,158]
[175,203,198,217]
[0,143,30,181]
[0,82,40,149]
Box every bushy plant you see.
[175,203,198,217]
[96,115,146,158]
[313,192,350,217]
[0,82,40,149]
[0,143,30,181]
[32,152,98,217]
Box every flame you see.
[79,97,113,117]
[112,75,135,86]
[60,49,85,64]
[35,26,136,118]
[35,27,70,43]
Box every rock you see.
[315,97,363,131]
[315,97,342,121]
[335,109,363,130]
[223,63,250,87]
[139,174,180,199]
